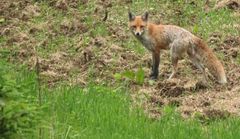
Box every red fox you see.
[128,11,227,84]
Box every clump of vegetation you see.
[114,68,145,85]
[0,61,39,138]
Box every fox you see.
[128,11,227,84]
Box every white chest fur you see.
[135,35,154,51]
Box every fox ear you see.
[142,11,149,21]
[128,11,135,21]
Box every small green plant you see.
[193,24,199,34]
[114,67,145,85]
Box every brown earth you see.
[0,0,240,119]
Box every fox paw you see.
[149,75,158,80]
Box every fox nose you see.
[135,32,140,36]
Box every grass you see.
[1,58,240,139]
[1,0,240,138]
[10,68,240,139]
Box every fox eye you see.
[140,25,144,28]
[132,25,136,28]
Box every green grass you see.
[1,59,240,139]
[23,83,240,139]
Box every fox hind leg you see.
[168,41,183,79]
[168,39,189,79]
[187,49,208,83]
[169,55,178,79]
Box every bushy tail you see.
[194,38,227,84]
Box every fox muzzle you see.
[134,31,143,36]
[135,32,141,36]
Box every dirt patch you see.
[214,0,240,10]
[223,36,240,47]
[21,4,41,20]
[179,86,240,119]
[211,34,240,61]
[202,109,231,120]
[60,18,88,36]
[50,0,85,10]
[38,52,74,86]
[7,32,29,45]
[0,0,36,20]
[156,79,185,97]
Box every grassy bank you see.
[40,85,240,139]
[1,60,240,139]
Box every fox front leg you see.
[150,52,160,80]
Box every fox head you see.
[128,11,148,36]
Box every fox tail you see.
[193,38,227,84]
